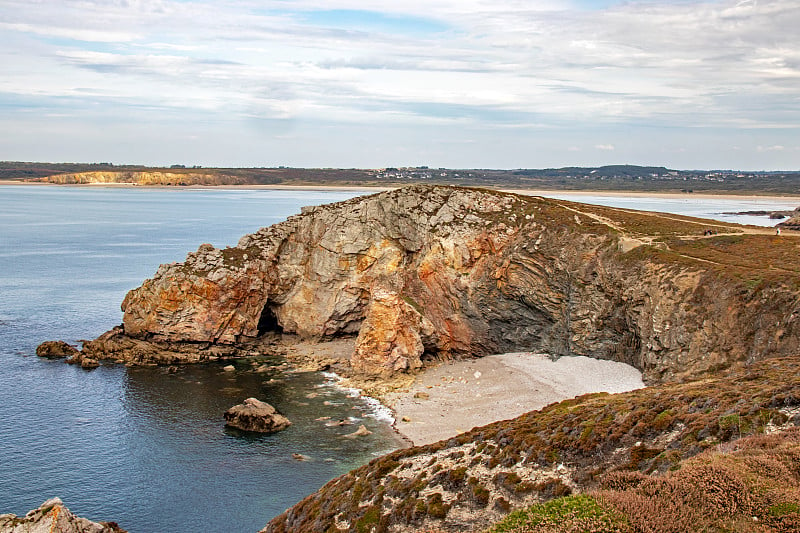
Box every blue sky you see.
[0,0,798,170]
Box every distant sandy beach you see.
[383,352,645,447]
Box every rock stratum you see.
[82,185,799,385]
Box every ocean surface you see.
[0,185,796,532]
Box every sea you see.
[0,185,796,532]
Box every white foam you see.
[319,371,395,424]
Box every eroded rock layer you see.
[96,185,799,382]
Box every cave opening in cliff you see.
[257,304,282,335]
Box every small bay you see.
[0,185,795,532]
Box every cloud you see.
[757,145,786,152]
[0,0,799,168]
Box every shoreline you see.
[283,339,645,448]
[2,180,800,202]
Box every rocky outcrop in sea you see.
[52,185,800,384]
[224,398,291,433]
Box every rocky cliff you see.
[86,185,800,384]
[40,171,248,186]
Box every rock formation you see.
[71,185,800,384]
[35,341,79,358]
[0,498,126,533]
[223,398,291,433]
[777,207,800,231]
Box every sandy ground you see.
[384,352,645,447]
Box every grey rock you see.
[224,398,291,433]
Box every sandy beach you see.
[281,338,645,448]
[383,352,644,447]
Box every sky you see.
[1,0,798,170]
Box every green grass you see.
[486,494,629,533]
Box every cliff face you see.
[41,171,248,186]
[113,185,800,383]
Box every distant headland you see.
[3,161,800,195]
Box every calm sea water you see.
[0,185,401,533]
[0,185,795,532]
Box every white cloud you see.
[0,0,799,168]
[757,145,786,152]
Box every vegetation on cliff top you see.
[264,356,800,532]
[488,426,800,532]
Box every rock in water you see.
[224,398,291,433]
[344,424,372,438]
[0,497,126,533]
[35,341,79,359]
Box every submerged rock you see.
[344,424,372,438]
[224,398,291,433]
[35,341,79,359]
[0,497,126,533]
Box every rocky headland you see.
[39,185,800,532]
[67,185,799,385]
[777,208,800,231]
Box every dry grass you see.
[488,427,800,533]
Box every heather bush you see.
[600,427,800,533]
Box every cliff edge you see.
[79,185,799,384]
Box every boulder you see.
[80,358,100,369]
[224,398,291,433]
[344,424,372,438]
[0,497,126,533]
[35,341,79,359]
